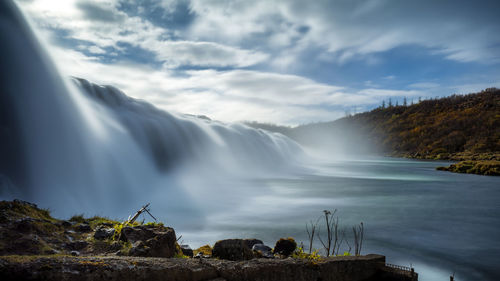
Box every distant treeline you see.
[246,88,500,160]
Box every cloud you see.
[76,1,125,22]
[187,0,500,64]
[87,45,106,54]
[16,0,267,68]
[149,41,269,68]
[13,0,500,126]
[42,43,377,125]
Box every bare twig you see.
[352,222,364,256]
[306,217,320,254]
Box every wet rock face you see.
[212,239,255,261]
[273,238,297,257]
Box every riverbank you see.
[436,160,500,176]
[392,152,500,176]
[0,200,418,281]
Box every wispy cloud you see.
[13,0,500,125]
[187,0,500,64]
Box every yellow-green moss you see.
[173,253,190,258]
[86,216,120,229]
[292,247,322,261]
[437,160,500,176]
[194,245,212,256]
[144,222,164,227]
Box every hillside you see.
[247,88,500,160]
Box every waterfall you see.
[0,0,304,223]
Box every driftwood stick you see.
[127,203,157,225]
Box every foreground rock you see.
[94,226,115,240]
[212,239,256,261]
[121,225,177,258]
[0,254,417,281]
[252,244,273,258]
[0,200,179,257]
[273,238,297,257]
[0,200,419,280]
[180,245,193,257]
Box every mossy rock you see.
[273,238,297,257]
[194,244,212,256]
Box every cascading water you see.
[0,0,305,225]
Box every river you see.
[179,157,500,281]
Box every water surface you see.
[179,157,500,281]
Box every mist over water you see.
[1,1,499,281]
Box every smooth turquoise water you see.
[179,157,500,281]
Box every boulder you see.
[121,226,154,243]
[212,239,254,261]
[273,238,296,257]
[181,244,193,257]
[252,243,274,258]
[93,226,115,240]
[121,225,176,258]
[243,239,263,250]
[145,233,175,257]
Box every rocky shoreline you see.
[394,152,500,176]
[436,160,500,176]
[0,200,418,281]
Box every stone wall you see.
[0,254,417,281]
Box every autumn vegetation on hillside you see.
[247,88,499,161]
[336,88,499,159]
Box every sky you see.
[15,0,500,125]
